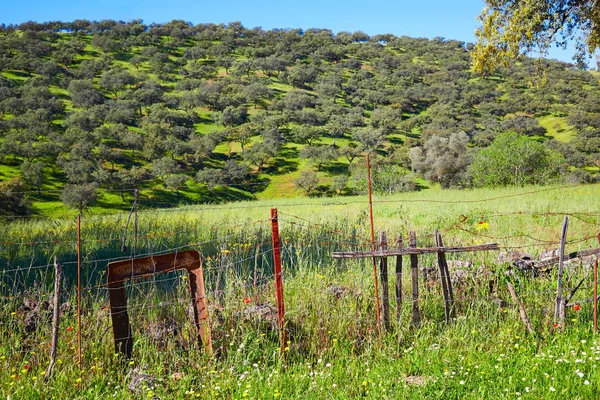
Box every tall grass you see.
[0,183,599,398]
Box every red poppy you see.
[67,326,73,332]
[23,365,30,370]
[244,297,251,304]
[574,304,581,311]
[553,323,558,328]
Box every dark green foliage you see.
[469,132,566,187]
[60,183,98,211]
[0,19,599,212]
[294,170,319,195]
[0,178,31,216]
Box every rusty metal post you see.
[77,212,82,369]
[366,153,382,342]
[270,208,287,352]
[595,259,598,334]
[107,251,212,358]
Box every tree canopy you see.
[473,0,600,74]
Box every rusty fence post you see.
[366,153,382,342]
[435,229,455,323]
[595,258,598,334]
[107,251,212,358]
[77,212,82,369]
[270,208,287,353]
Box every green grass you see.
[538,114,577,142]
[1,183,600,398]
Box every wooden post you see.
[409,231,420,326]
[435,229,454,323]
[45,257,63,381]
[395,234,403,324]
[507,282,534,334]
[594,259,598,334]
[366,153,382,342]
[270,208,287,353]
[77,212,82,369]
[379,231,390,330]
[554,216,569,327]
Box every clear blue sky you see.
[1,0,587,65]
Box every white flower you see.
[585,380,591,385]
[550,387,556,392]
[459,380,465,385]
[577,371,584,378]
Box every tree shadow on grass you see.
[322,162,349,176]
[264,157,298,175]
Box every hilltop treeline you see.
[0,20,599,214]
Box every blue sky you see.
[1,0,589,65]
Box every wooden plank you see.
[379,231,390,330]
[410,231,420,327]
[395,234,403,324]
[332,243,499,259]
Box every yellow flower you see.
[75,378,82,383]
[475,222,490,230]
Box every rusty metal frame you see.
[106,250,212,358]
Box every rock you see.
[147,319,179,348]
[326,285,348,298]
[491,298,509,308]
[23,311,38,333]
[497,251,534,264]
[538,249,559,262]
[405,375,427,386]
[243,303,277,326]
[127,367,155,395]
[170,371,184,381]
[447,260,473,269]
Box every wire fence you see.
[1,187,599,370]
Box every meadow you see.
[1,183,600,399]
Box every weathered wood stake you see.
[395,234,403,324]
[45,257,63,381]
[554,216,569,327]
[379,231,390,330]
[435,229,454,323]
[507,282,534,334]
[409,231,420,326]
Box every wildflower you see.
[459,380,465,385]
[553,323,559,328]
[550,387,556,392]
[475,221,490,230]
[67,326,73,332]
[244,297,251,304]
[23,365,30,371]
[574,304,581,311]
[585,380,591,385]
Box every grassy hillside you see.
[0,21,599,217]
